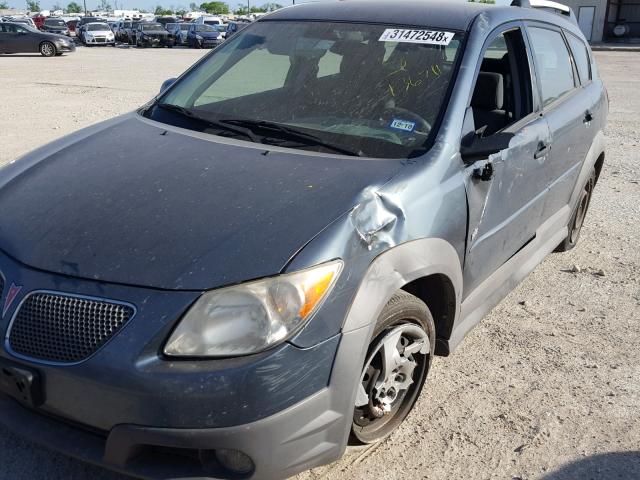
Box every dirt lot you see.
[0,47,639,480]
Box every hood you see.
[0,114,401,290]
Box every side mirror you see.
[460,106,513,162]
[159,77,177,94]
[461,132,514,162]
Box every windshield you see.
[87,23,109,31]
[151,21,463,159]
[214,24,227,32]
[45,19,66,26]
[142,23,164,31]
[180,24,190,30]
[124,21,132,27]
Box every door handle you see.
[534,142,550,159]
[584,110,594,123]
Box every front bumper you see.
[56,42,76,52]
[139,36,173,47]
[0,251,371,479]
[0,326,370,479]
[84,37,115,45]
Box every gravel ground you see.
[0,48,638,480]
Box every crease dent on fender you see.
[349,187,406,250]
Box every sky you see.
[29,0,511,18]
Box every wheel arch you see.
[341,238,463,352]
[401,273,457,356]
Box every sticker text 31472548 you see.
[379,29,455,46]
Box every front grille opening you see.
[8,292,135,364]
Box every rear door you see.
[463,23,552,296]
[524,24,594,223]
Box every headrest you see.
[472,72,504,110]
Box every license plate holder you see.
[0,358,44,408]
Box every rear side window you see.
[527,27,576,106]
[566,33,591,85]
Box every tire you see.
[555,167,596,252]
[350,291,436,445]
[40,41,56,57]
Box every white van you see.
[193,15,223,26]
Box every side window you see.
[470,28,534,136]
[565,32,592,85]
[527,27,576,106]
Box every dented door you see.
[462,116,552,297]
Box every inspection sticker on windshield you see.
[390,119,416,132]
[379,29,455,46]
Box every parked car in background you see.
[0,21,75,56]
[225,20,248,39]
[133,22,173,48]
[165,22,190,45]
[4,16,37,29]
[80,22,115,46]
[212,23,227,39]
[76,16,104,40]
[41,17,70,36]
[154,16,177,28]
[122,20,140,44]
[0,1,608,479]
[193,14,223,26]
[187,23,221,48]
[66,19,78,35]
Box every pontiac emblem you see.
[2,283,23,319]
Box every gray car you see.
[0,21,75,56]
[0,0,606,479]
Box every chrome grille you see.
[8,292,135,364]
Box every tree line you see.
[13,0,283,14]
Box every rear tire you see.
[40,41,56,57]
[350,291,436,445]
[555,168,596,252]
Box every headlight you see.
[164,260,343,357]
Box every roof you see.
[262,0,579,34]
[264,0,488,31]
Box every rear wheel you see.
[350,291,436,444]
[556,168,596,252]
[40,41,56,57]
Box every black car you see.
[133,22,173,48]
[0,21,75,56]
[41,17,70,36]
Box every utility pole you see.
[83,0,87,14]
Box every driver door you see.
[0,24,20,52]
[462,24,551,297]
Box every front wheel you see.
[555,167,596,252]
[40,41,56,57]
[351,291,436,444]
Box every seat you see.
[471,72,508,135]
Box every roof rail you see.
[511,0,577,23]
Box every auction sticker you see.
[379,29,455,46]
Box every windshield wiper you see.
[221,119,363,157]
[156,104,258,142]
